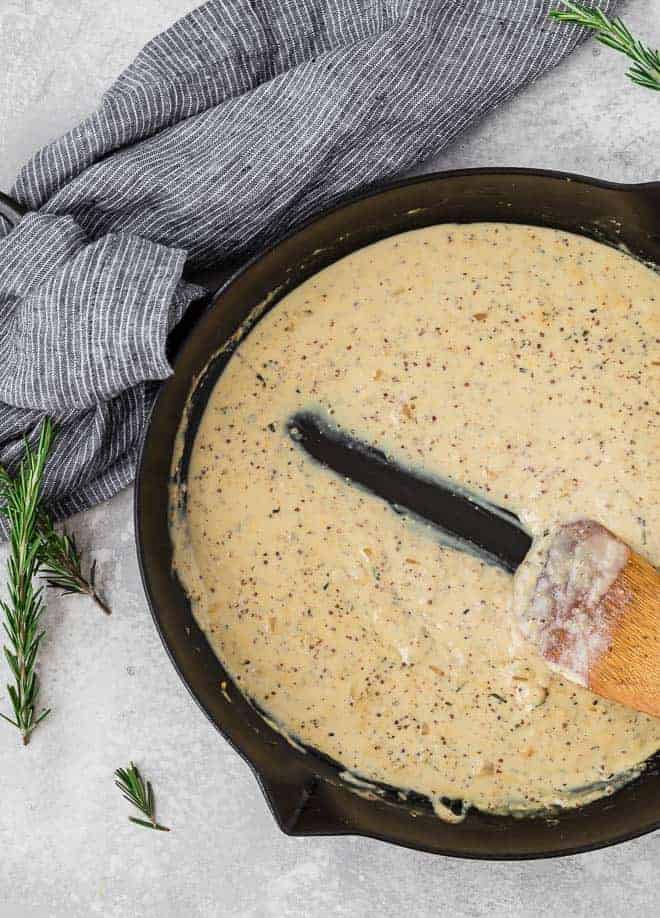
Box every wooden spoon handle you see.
[590,550,660,718]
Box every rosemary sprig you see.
[38,516,111,615]
[0,420,55,744]
[550,2,660,91]
[115,762,170,832]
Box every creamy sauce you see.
[171,223,660,817]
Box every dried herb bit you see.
[488,693,507,704]
[115,762,170,832]
[550,2,660,91]
[0,420,55,745]
[38,517,111,615]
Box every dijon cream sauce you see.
[171,224,660,817]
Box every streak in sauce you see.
[171,223,660,818]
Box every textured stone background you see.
[0,2,658,916]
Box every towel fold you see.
[0,0,613,526]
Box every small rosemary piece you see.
[0,420,55,745]
[39,516,111,615]
[550,2,660,91]
[115,762,170,832]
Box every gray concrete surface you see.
[0,2,658,916]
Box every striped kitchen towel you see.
[0,0,615,526]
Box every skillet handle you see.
[0,190,26,229]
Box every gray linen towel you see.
[0,0,614,526]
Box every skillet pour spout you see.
[136,168,660,860]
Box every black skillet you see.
[9,170,658,859]
[142,169,660,859]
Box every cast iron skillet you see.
[136,169,660,859]
[10,170,656,859]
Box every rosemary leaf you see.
[115,762,170,832]
[38,516,111,615]
[129,816,165,830]
[0,420,55,744]
[550,2,660,91]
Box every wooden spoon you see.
[288,412,659,717]
[518,520,659,718]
